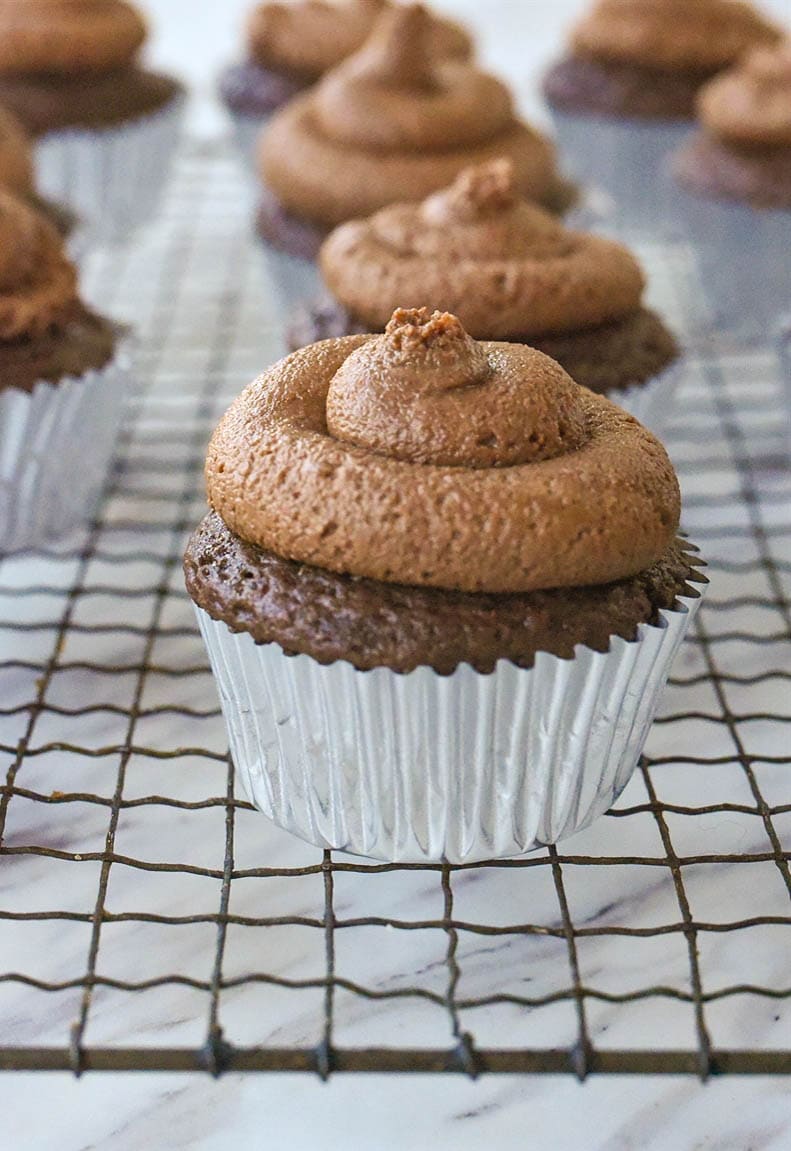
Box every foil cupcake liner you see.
[547,108,692,241]
[0,336,131,553]
[675,188,791,345]
[227,110,267,173]
[608,361,681,435]
[259,244,323,347]
[195,576,704,864]
[33,93,186,245]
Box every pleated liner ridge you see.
[196,579,704,864]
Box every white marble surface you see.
[1,2,791,1148]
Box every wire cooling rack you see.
[0,143,789,1079]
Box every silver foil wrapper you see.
[196,580,704,863]
[227,111,267,173]
[259,244,323,346]
[0,337,131,552]
[34,94,186,244]
[547,109,691,241]
[675,189,791,344]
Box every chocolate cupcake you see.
[185,307,705,862]
[219,0,473,161]
[293,160,680,428]
[0,102,80,250]
[256,4,574,325]
[543,0,781,237]
[0,1,185,242]
[0,191,131,552]
[673,38,791,341]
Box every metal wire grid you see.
[0,144,789,1078]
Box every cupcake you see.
[0,191,130,552]
[256,4,574,323]
[0,102,79,247]
[673,38,791,341]
[543,0,782,237]
[292,160,680,428]
[219,0,473,161]
[185,307,705,863]
[0,1,185,242]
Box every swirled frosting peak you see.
[0,1,147,76]
[0,189,78,339]
[247,0,471,81]
[326,308,588,467]
[206,308,680,593]
[320,159,645,338]
[571,0,781,73]
[314,5,512,151]
[422,157,520,222]
[697,37,791,148]
[260,6,562,225]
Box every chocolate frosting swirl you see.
[247,0,471,80]
[260,5,563,227]
[0,1,146,76]
[206,308,679,594]
[571,0,781,73]
[0,189,79,339]
[0,105,34,195]
[697,37,791,148]
[320,159,645,338]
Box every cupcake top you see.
[0,189,78,339]
[0,104,34,195]
[571,0,781,73]
[206,307,679,594]
[247,0,472,81]
[320,159,645,338]
[0,0,147,77]
[260,4,565,227]
[697,37,791,148]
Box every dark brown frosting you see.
[260,5,563,227]
[571,0,781,73]
[206,308,680,594]
[320,159,645,338]
[697,37,791,148]
[0,1,147,77]
[0,189,78,340]
[247,0,471,80]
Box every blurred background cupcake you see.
[218,0,473,162]
[256,3,575,328]
[672,37,791,344]
[185,307,705,862]
[293,159,680,429]
[0,0,185,243]
[0,191,131,553]
[0,102,80,249]
[542,0,782,238]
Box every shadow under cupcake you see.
[291,159,681,431]
[185,307,706,864]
